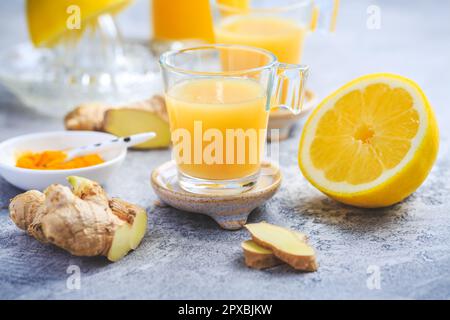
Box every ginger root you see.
[9,176,147,262]
[242,231,308,270]
[64,96,170,149]
[64,102,110,131]
[244,222,318,272]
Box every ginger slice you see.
[242,231,308,269]
[244,222,318,271]
[9,176,147,262]
[242,240,282,269]
[103,97,170,149]
[64,96,170,149]
[108,198,148,249]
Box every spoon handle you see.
[65,132,156,160]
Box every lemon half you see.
[299,73,439,208]
[27,0,132,47]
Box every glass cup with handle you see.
[159,44,308,195]
[213,0,340,65]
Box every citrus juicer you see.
[0,2,160,117]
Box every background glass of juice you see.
[159,45,309,195]
[213,0,340,64]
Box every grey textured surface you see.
[0,0,449,299]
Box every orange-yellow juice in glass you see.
[213,0,313,65]
[166,78,268,180]
[214,0,339,64]
[213,1,314,112]
[159,45,309,194]
[152,0,214,43]
[215,15,306,64]
[213,0,339,114]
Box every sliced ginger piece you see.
[242,240,282,270]
[109,198,148,249]
[242,231,308,269]
[103,98,170,149]
[9,176,147,262]
[245,222,318,272]
[65,96,171,150]
[107,222,133,261]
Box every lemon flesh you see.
[26,0,132,47]
[299,73,439,208]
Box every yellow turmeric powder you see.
[16,150,104,170]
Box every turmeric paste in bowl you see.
[0,131,126,190]
[16,150,104,170]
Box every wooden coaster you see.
[268,90,317,141]
[150,161,281,230]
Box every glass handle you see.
[273,63,309,115]
[310,0,340,32]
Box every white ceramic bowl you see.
[0,131,127,190]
